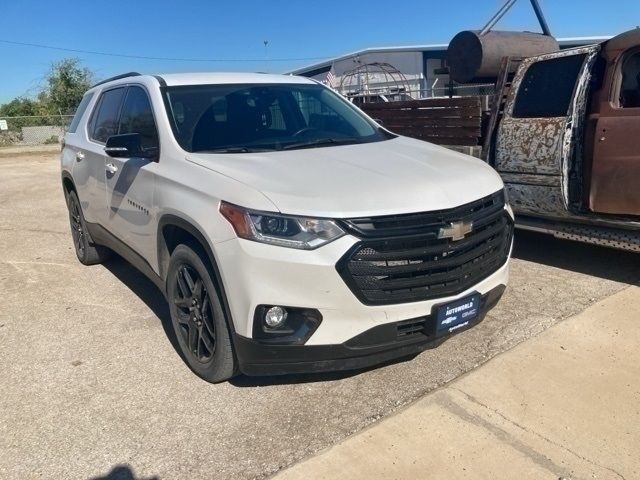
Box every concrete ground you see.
[0,153,638,480]
[276,286,640,480]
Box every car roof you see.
[158,72,316,86]
[90,72,316,92]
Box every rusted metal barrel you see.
[447,30,559,83]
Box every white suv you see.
[61,72,513,382]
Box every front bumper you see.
[212,203,513,376]
[234,284,506,375]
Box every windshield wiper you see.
[281,137,361,151]
[199,146,275,154]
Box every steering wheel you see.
[292,127,320,137]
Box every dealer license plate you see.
[436,294,480,333]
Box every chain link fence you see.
[400,83,496,100]
[0,115,73,147]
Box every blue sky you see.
[1,0,638,104]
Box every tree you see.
[0,97,46,130]
[0,97,39,117]
[40,58,93,115]
[0,58,94,132]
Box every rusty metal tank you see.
[447,30,560,83]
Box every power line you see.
[0,39,330,63]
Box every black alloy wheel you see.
[173,264,217,362]
[66,190,110,265]
[167,243,236,382]
[69,194,86,257]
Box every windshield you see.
[162,83,394,153]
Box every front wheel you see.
[167,243,237,383]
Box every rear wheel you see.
[67,190,110,265]
[167,243,236,383]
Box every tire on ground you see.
[166,243,237,383]
[67,190,110,265]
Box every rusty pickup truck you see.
[488,29,640,252]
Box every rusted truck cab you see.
[492,29,640,251]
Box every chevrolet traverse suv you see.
[61,72,513,382]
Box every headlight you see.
[220,201,345,250]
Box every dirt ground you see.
[1,153,638,480]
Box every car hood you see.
[186,136,503,218]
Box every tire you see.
[166,243,237,383]
[67,190,110,265]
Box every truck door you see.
[495,46,600,218]
[589,48,640,216]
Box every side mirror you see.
[373,118,384,126]
[105,133,158,160]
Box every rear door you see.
[495,46,600,218]
[64,92,96,217]
[589,48,640,216]
[103,85,159,258]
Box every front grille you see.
[337,191,513,305]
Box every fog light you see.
[264,306,288,328]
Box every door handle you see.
[75,151,85,162]
[105,163,118,174]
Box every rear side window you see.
[118,86,159,150]
[67,92,94,133]
[90,87,126,143]
[512,54,587,118]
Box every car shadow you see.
[102,254,184,362]
[228,353,421,387]
[512,229,640,285]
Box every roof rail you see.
[91,72,141,88]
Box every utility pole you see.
[263,40,269,73]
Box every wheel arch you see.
[157,214,237,334]
[61,171,76,206]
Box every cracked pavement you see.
[1,153,639,479]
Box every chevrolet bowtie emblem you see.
[438,220,473,241]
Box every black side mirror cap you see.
[105,133,158,160]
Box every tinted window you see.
[620,51,640,108]
[513,54,586,118]
[163,83,391,153]
[118,86,159,150]
[90,88,125,143]
[67,92,94,133]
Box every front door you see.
[83,86,127,226]
[494,45,600,218]
[590,48,640,216]
[103,85,159,260]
